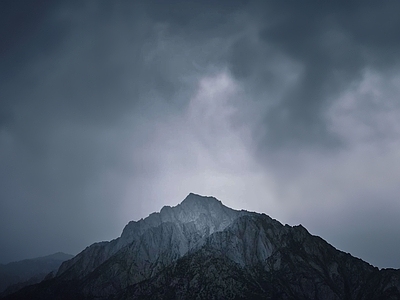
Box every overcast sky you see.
[1,0,400,268]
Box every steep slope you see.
[3,194,400,300]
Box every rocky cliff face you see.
[119,214,395,300]
[54,193,255,298]
[3,193,400,300]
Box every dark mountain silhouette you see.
[3,193,400,299]
[0,252,73,297]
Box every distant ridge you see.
[0,252,73,297]
[3,194,400,299]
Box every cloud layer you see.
[1,1,400,268]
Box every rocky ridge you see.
[3,193,400,299]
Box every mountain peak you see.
[179,193,222,208]
[158,193,239,232]
[182,192,220,203]
[119,194,231,245]
[6,194,400,300]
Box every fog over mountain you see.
[1,0,400,270]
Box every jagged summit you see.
[181,192,220,203]
[56,193,249,281]
[121,193,239,241]
[161,192,223,214]
[161,192,223,213]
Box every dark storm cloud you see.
[0,1,154,261]
[226,1,400,149]
[1,0,400,269]
[0,0,246,262]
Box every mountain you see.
[0,252,74,297]
[3,193,400,299]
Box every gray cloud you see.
[224,1,400,149]
[1,0,400,269]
